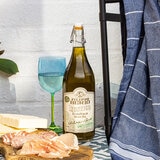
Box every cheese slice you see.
[0,114,48,129]
[0,123,19,136]
[0,123,37,136]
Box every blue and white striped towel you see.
[109,0,160,159]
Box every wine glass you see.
[38,56,66,134]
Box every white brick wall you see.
[0,0,123,127]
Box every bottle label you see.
[64,87,94,133]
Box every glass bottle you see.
[63,23,95,141]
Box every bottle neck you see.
[72,47,85,56]
[70,25,86,48]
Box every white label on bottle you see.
[64,87,94,133]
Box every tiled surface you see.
[81,127,111,160]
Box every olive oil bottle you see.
[63,24,95,141]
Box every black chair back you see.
[99,0,126,143]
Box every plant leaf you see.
[0,58,19,75]
[0,50,4,55]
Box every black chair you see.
[99,0,126,143]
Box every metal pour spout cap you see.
[74,23,83,29]
[70,23,86,44]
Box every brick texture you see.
[0,0,123,127]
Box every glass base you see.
[49,122,63,134]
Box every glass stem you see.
[51,93,55,123]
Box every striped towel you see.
[109,0,160,159]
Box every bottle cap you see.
[74,23,83,30]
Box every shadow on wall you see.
[0,74,21,114]
[0,74,17,110]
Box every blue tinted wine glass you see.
[38,56,66,133]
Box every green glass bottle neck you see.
[72,47,86,56]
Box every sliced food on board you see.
[0,113,93,159]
